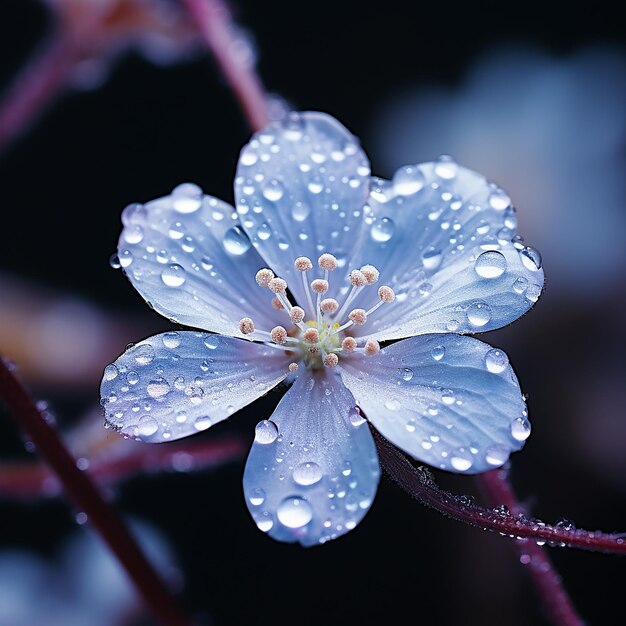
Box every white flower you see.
[101,112,543,546]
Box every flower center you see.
[239,253,395,371]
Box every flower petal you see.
[234,112,371,307]
[339,334,530,474]
[100,331,289,442]
[349,161,544,341]
[117,184,282,337]
[243,370,380,546]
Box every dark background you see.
[1,1,625,625]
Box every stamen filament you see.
[302,271,316,320]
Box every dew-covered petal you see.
[100,332,289,442]
[339,334,530,474]
[243,370,380,546]
[349,162,544,341]
[234,111,371,307]
[116,184,282,338]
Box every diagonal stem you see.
[477,468,583,626]
[373,428,626,555]
[0,359,192,626]
[180,0,270,132]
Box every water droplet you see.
[147,377,170,398]
[291,201,310,222]
[168,221,185,239]
[194,416,212,431]
[475,250,507,278]
[255,420,278,444]
[249,488,265,506]
[239,146,258,166]
[263,180,284,201]
[124,224,144,244]
[109,254,121,269]
[485,445,509,466]
[161,264,186,287]
[134,344,155,366]
[349,407,366,427]
[525,284,542,303]
[405,419,416,432]
[434,155,458,179]
[511,417,531,442]
[172,183,203,213]
[431,346,445,361]
[103,364,118,381]
[422,247,442,270]
[441,389,455,404]
[277,496,313,528]
[488,188,511,210]
[223,226,251,255]
[162,332,181,349]
[137,416,158,437]
[257,223,272,240]
[485,348,509,373]
[371,217,395,242]
[520,246,542,271]
[450,450,473,471]
[126,370,139,385]
[293,462,323,486]
[384,399,401,411]
[400,367,414,381]
[119,250,133,268]
[256,512,274,532]
[467,301,492,327]
[512,277,528,294]
[392,165,425,195]
[307,180,323,194]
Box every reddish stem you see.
[373,429,626,555]
[180,0,270,132]
[0,435,245,500]
[0,36,78,156]
[0,359,192,626]
[477,469,583,626]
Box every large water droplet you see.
[475,250,507,278]
[371,217,395,242]
[485,348,509,373]
[161,264,186,287]
[422,247,442,270]
[488,188,511,210]
[450,450,473,471]
[434,155,458,179]
[172,183,203,213]
[103,364,118,381]
[255,420,278,444]
[511,417,531,442]
[293,462,323,486]
[520,246,542,271]
[291,201,310,222]
[393,165,425,195]
[277,496,313,528]
[249,487,265,506]
[162,332,181,349]
[194,416,212,431]
[399,367,414,382]
[147,377,170,398]
[467,301,492,327]
[263,180,284,202]
[431,346,445,361]
[137,416,158,437]
[124,225,144,244]
[134,344,155,366]
[119,250,133,268]
[485,445,509,466]
[256,223,272,240]
[349,407,366,427]
[239,146,258,166]
[223,226,251,255]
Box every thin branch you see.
[477,469,583,626]
[373,428,626,555]
[0,359,192,626]
[180,0,270,131]
[0,435,246,500]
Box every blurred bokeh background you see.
[1,1,624,624]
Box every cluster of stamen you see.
[239,253,395,370]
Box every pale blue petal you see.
[243,370,379,546]
[234,112,371,307]
[339,334,530,474]
[348,162,544,341]
[117,184,282,337]
[100,331,289,442]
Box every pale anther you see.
[348,309,367,325]
[288,362,299,373]
[268,277,287,293]
[365,339,380,356]
[289,306,305,323]
[378,285,395,302]
[271,326,288,344]
[324,353,339,368]
[255,268,274,287]
[318,253,338,271]
[341,337,357,352]
[349,270,367,287]
[294,256,313,272]
[239,317,255,334]
[303,328,320,344]
[360,264,380,285]
[311,279,329,294]
[320,298,339,314]
[271,297,284,310]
